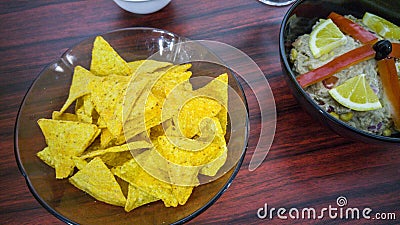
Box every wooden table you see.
[1,0,399,224]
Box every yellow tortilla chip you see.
[151,64,192,99]
[112,158,178,207]
[101,151,133,167]
[156,134,226,167]
[199,148,227,176]
[171,185,195,206]
[52,111,78,121]
[196,73,228,134]
[37,147,76,179]
[72,156,88,170]
[60,66,98,113]
[90,36,132,76]
[125,184,159,212]
[178,97,222,138]
[37,119,100,155]
[69,157,126,207]
[80,141,152,160]
[37,147,55,168]
[75,95,96,124]
[124,92,165,140]
[37,119,100,178]
[96,116,107,128]
[128,59,172,78]
[88,75,130,138]
[100,128,116,149]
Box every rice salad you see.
[290,14,400,136]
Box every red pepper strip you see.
[389,43,400,58]
[328,12,378,45]
[377,58,400,130]
[297,44,375,88]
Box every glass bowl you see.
[15,27,249,224]
[279,0,400,145]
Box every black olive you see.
[373,40,392,60]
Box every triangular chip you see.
[37,119,100,178]
[75,94,96,124]
[52,111,78,122]
[151,64,192,99]
[37,119,100,156]
[128,59,172,78]
[112,158,178,207]
[69,157,126,206]
[80,141,152,160]
[90,36,132,76]
[177,97,222,138]
[156,134,226,167]
[125,184,159,212]
[196,73,228,134]
[60,66,98,113]
[37,147,55,168]
[167,164,198,204]
[88,75,130,138]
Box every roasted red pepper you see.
[389,43,400,58]
[328,12,378,45]
[296,44,375,88]
[377,58,400,130]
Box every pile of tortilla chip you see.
[36,36,229,212]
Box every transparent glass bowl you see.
[15,27,249,224]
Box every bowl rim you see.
[14,27,250,224]
[279,0,400,143]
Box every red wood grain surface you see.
[1,0,399,224]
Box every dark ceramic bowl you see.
[15,27,249,224]
[279,0,400,145]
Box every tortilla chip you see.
[128,59,172,78]
[90,36,132,76]
[124,92,164,140]
[60,66,98,113]
[101,151,133,167]
[112,158,178,207]
[156,134,226,167]
[72,156,88,170]
[177,97,222,138]
[37,119,100,178]
[96,116,107,128]
[88,75,130,138]
[37,147,55,168]
[37,147,76,178]
[52,111,78,121]
[69,157,126,207]
[151,64,192,99]
[125,184,159,212]
[196,73,228,134]
[171,185,195,206]
[37,119,100,155]
[100,128,116,148]
[75,95,96,124]
[80,141,152,160]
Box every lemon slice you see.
[309,19,347,58]
[362,12,400,40]
[328,74,382,111]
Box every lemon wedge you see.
[309,19,347,58]
[328,74,382,111]
[362,12,400,40]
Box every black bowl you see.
[279,0,400,145]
